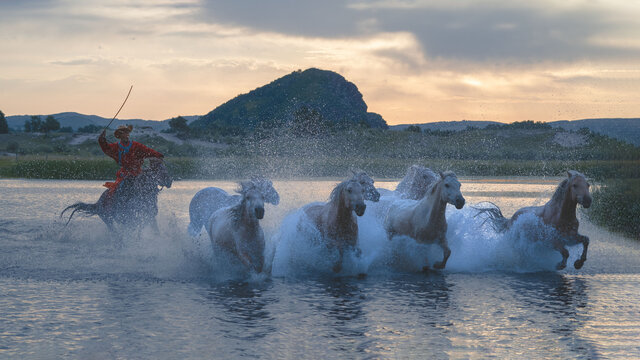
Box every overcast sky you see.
[1,0,639,124]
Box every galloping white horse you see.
[189,176,279,236]
[476,170,592,270]
[303,179,367,273]
[395,165,439,200]
[375,165,438,200]
[384,171,465,270]
[351,170,381,202]
[207,182,267,273]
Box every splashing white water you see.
[267,194,585,278]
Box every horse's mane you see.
[329,179,355,205]
[249,175,272,190]
[429,170,457,195]
[550,171,586,205]
[550,178,569,204]
[228,181,260,223]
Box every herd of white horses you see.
[188,166,593,275]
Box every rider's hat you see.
[114,124,133,139]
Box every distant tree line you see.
[0,110,8,134]
[24,115,61,133]
[485,120,552,130]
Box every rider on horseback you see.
[99,125,164,207]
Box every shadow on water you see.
[510,272,600,358]
[305,273,455,358]
[308,277,371,355]
[205,280,277,357]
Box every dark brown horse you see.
[477,170,592,270]
[303,179,367,273]
[61,159,172,232]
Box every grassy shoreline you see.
[2,156,639,180]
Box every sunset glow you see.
[1,0,639,124]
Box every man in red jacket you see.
[99,125,164,206]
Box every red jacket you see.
[99,136,163,190]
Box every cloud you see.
[195,0,640,65]
[50,58,100,66]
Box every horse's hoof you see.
[422,266,430,273]
[332,264,342,273]
[574,259,585,269]
[357,273,367,279]
[556,263,566,270]
[433,262,446,270]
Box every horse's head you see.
[351,170,380,202]
[251,176,279,205]
[149,158,172,189]
[398,165,437,200]
[567,170,591,208]
[238,181,266,220]
[333,179,366,216]
[438,171,465,209]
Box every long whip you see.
[103,85,133,132]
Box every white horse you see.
[370,165,439,220]
[475,170,592,270]
[384,171,465,270]
[189,176,279,236]
[207,181,267,274]
[394,165,439,200]
[351,170,381,202]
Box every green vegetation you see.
[587,179,640,239]
[189,68,387,133]
[0,110,8,134]
[167,116,190,138]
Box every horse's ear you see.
[439,171,445,179]
[567,170,577,178]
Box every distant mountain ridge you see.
[6,112,199,131]
[391,118,640,146]
[190,68,387,131]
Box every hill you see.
[391,118,640,146]
[189,68,387,132]
[549,118,640,146]
[6,112,199,132]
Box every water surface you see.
[1,178,639,359]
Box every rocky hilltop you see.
[190,68,387,131]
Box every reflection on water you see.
[1,179,640,358]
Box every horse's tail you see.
[60,202,100,225]
[473,202,510,233]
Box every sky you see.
[1,0,640,125]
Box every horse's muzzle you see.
[455,197,466,209]
[355,204,366,216]
[580,196,592,208]
[255,207,265,219]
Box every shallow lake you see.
[1,178,639,359]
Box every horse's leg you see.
[553,240,569,270]
[433,237,451,270]
[148,217,160,235]
[332,248,344,273]
[574,235,589,269]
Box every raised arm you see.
[98,130,118,159]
